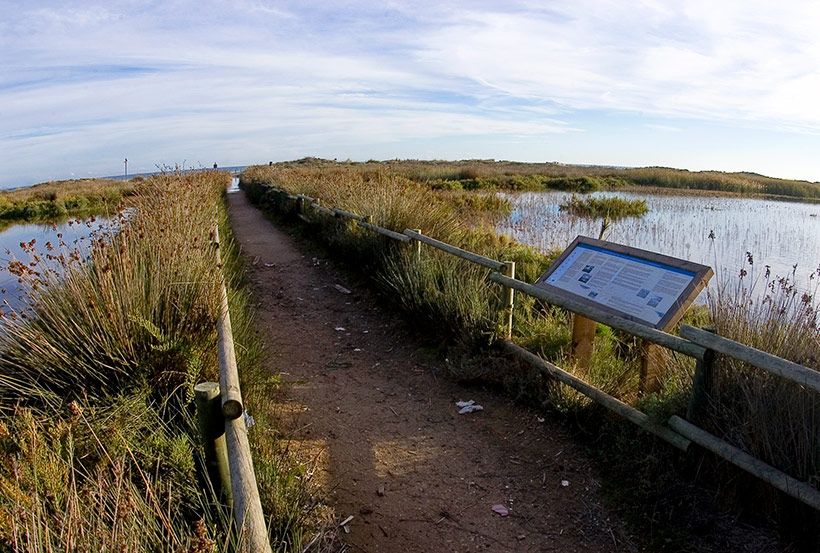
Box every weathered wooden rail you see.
[251,185,820,512]
[194,227,272,552]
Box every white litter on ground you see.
[456,400,484,414]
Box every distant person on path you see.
[213,162,218,169]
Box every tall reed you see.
[706,260,819,487]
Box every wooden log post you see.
[225,415,272,553]
[194,382,232,506]
[638,341,671,396]
[571,314,596,373]
[412,228,422,261]
[686,327,715,422]
[501,261,515,340]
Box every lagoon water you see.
[498,191,820,298]
[0,177,240,315]
[0,217,112,313]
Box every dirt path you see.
[228,191,637,553]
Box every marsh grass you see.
[0,175,222,407]
[284,158,820,201]
[705,262,819,491]
[0,172,230,551]
[0,170,332,552]
[0,401,231,552]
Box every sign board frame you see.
[536,236,713,331]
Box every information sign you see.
[536,236,713,330]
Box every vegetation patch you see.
[292,158,820,201]
[241,161,819,550]
[560,195,649,239]
[0,171,329,552]
[0,178,136,224]
[560,195,649,219]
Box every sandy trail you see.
[227,190,636,553]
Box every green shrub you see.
[560,195,649,219]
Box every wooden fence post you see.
[501,261,515,339]
[194,382,233,506]
[412,229,422,261]
[571,314,596,372]
[686,327,715,422]
[638,341,671,396]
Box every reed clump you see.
[0,170,332,552]
[705,261,819,494]
[560,195,648,219]
[0,171,229,551]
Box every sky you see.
[2,0,820,188]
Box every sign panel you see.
[536,236,713,330]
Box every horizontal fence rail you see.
[680,325,820,394]
[669,416,820,510]
[504,341,691,451]
[332,207,363,220]
[312,202,334,217]
[212,225,272,553]
[360,220,412,242]
[490,273,706,360]
[403,229,507,271]
[213,227,244,420]
[250,182,820,511]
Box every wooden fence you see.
[256,185,820,512]
[194,227,272,553]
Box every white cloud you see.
[1,0,819,185]
[416,0,820,128]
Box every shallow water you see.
[497,191,820,299]
[0,217,114,313]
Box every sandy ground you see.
[228,190,638,552]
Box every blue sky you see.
[2,0,820,187]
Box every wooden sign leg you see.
[571,314,596,373]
